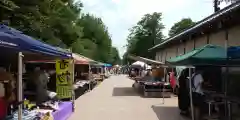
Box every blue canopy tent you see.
[0,25,72,120]
[0,24,71,58]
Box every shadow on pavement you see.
[112,87,140,96]
[152,105,188,120]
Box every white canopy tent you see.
[131,61,151,69]
[128,55,164,65]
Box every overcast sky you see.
[79,0,228,57]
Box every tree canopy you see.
[123,12,164,64]
[168,18,195,37]
[0,0,120,65]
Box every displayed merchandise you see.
[41,112,53,120]
[46,91,57,99]
[4,101,73,120]
[5,110,38,120]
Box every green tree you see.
[168,18,195,37]
[109,47,121,65]
[0,0,83,47]
[0,0,120,63]
[0,0,18,10]
[123,12,164,64]
[71,38,97,59]
[76,14,112,63]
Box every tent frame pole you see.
[18,52,23,120]
[88,64,91,91]
[189,68,194,120]
[72,59,75,112]
[162,67,166,104]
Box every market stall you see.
[0,25,72,120]
[129,61,146,78]
[91,62,105,82]
[103,63,111,78]
[128,55,171,98]
[26,53,95,98]
[166,44,240,120]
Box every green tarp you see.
[166,44,228,66]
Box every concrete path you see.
[68,75,185,120]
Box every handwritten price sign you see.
[56,59,73,99]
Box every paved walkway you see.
[69,75,185,120]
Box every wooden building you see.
[149,2,240,62]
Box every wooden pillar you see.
[176,45,178,56]
[165,51,167,62]
[184,39,187,54]
[225,29,228,48]
[207,33,210,44]
[193,36,196,50]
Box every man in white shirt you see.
[192,72,204,95]
[192,69,205,120]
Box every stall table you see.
[74,80,90,98]
[52,102,73,120]
[144,82,171,98]
[93,74,103,81]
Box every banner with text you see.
[56,59,73,99]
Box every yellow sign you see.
[56,59,73,99]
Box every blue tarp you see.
[0,25,71,58]
[104,63,112,67]
[227,46,240,59]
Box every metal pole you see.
[88,64,91,91]
[70,49,75,111]
[189,68,194,120]
[224,29,229,120]
[162,67,166,104]
[18,52,23,120]
[72,59,75,112]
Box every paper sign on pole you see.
[56,59,73,99]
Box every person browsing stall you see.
[191,68,205,120]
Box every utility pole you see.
[214,0,239,12]
[214,0,221,12]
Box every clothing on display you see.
[170,72,176,89]
[5,110,39,120]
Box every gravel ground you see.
[68,75,186,120]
